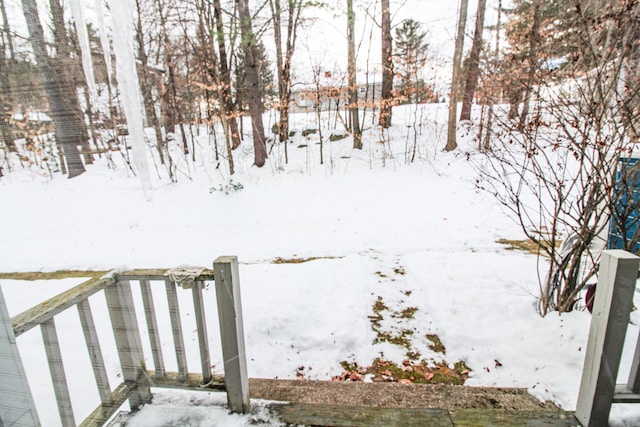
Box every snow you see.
[2,104,640,425]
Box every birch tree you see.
[444,0,468,152]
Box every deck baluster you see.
[77,299,113,405]
[105,279,151,409]
[192,280,212,384]
[165,279,188,380]
[139,279,166,378]
[41,318,75,427]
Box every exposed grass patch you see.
[496,237,561,256]
[393,266,406,275]
[369,296,416,352]
[368,296,387,329]
[373,329,414,349]
[391,306,418,320]
[334,358,471,385]
[426,334,446,355]
[272,256,340,264]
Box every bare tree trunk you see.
[213,0,241,151]
[347,0,361,149]
[518,0,541,130]
[445,0,469,152]
[50,0,94,165]
[135,0,167,166]
[22,0,86,177]
[460,0,487,121]
[194,0,234,174]
[379,0,393,128]
[155,0,189,155]
[270,0,302,163]
[0,36,15,152]
[237,0,267,167]
[482,0,501,150]
[1,0,15,61]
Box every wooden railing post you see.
[576,250,640,427]
[0,286,40,426]
[214,256,249,414]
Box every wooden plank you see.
[139,279,166,378]
[0,270,107,280]
[105,281,151,409]
[79,382,136,427]
[214,256,250,414]
[119,269,215,282]
[12,275,116,337]
[77,299,113,405]
[145,370,225,391]
[165,280,188,379]
[450,409,580,426]
[576,250,640,427]
[0,286,40,426]
[0,269,214,282]
[192,280,212,384]
[41,319,76,427]
[270,403,453,427]
[614,384,640,403]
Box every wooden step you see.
[269,402,581,427]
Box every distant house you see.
[11,110,52,123]
[289,76,382,113]
[10,109,54,136]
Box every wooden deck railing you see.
[0,256,249,427]
[576,250,640,427]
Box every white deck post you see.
[0,286,41,426]
[576,250,640,427]
[214,256,249,414]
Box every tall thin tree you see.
[50,0,93,165]
[347,0,362,149]
[518,0,541,130]
[460,0,487,121]
[1,0,15,61]
[0,22,15,152]
[135,0,168,168]
[444,0,469,152]
[269,0,303,163]
[21,0,86,177]
[213,0,242,150]
[237,0,267,166]
[379,0,393,128]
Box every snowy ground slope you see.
[1,104,640,425]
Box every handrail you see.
[0,257,249,427]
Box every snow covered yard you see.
[2,104,640,425]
